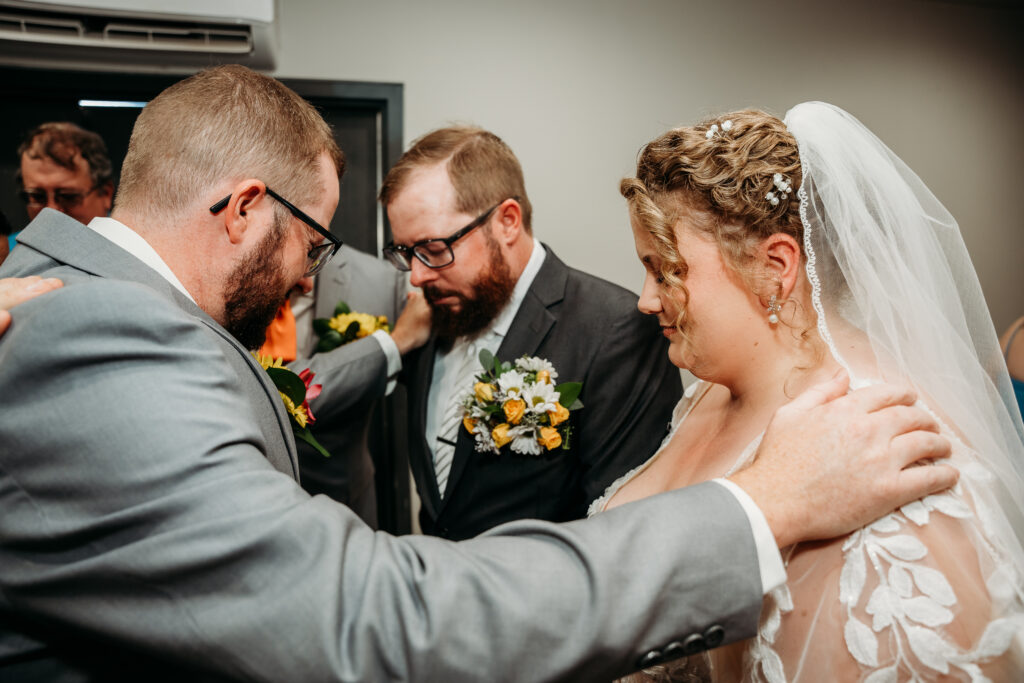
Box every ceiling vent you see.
[0,0,276,72]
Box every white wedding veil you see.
[776,101,1024,678]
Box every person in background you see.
[261,245,431,527]
[16,121,114,226]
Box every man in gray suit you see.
[291,244,428,527]
[0,65,956,682]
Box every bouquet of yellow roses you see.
[312,300,390,353]
[461,349,583,456]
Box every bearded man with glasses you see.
[380,126,683,541]
[15,121,115,226]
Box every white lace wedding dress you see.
[590,380,1024,682]
[592,101,1024,682]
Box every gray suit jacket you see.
[0,210,763,682]
[291,244,409,527]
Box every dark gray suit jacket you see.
[409,246,683,540]
[0,211,762,682]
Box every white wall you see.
[274,0,1024,332]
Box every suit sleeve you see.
[290,335,389,422]
[289,255,409,421]
[576,302,683,503]
[0,281,760,682]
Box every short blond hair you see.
[379,125,532,232]
[117,65,344,220]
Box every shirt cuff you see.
[370,329,402,396]
[712,478,787,594]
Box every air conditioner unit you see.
[0,0,276,72]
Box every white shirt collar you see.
[88,216,196,303]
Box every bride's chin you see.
[667,345,697,372]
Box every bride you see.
[592,102,1024,681]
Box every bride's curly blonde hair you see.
[621,109,804,335]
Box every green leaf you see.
[312,318,332,336]
[295,428,331,458]
[342,321,361,343]
[333,300,351,316]
[568,398,584,410]
[478,348,495,375]
[556,382,583,408]
[316,330,343,353]
[266,366,306,404]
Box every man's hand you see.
[390,290,432,355]
[0,276,63,336]
[730,370,956,549]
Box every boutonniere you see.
[253,352,331,458]
[312,300,390,353]
[462,349,583,456]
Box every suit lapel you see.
[411,337,444,518]
[18,214,300,478]
[438,245,569,512]
[184,297,301,479]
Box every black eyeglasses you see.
[19,186,99,211]
[210,186,342,277]
[382,200,507,272]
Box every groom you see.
[381,126,681,540]
[0,65,957,682]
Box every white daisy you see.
[509,426,542,455]
[521,381,561,415]
[497,370,528,397]
[515,356,559,383]
[473,427,497,454]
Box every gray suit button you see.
[662,641,685,660]
[704,625,725,649]
[636,649,662,669]
[681,633,706,655]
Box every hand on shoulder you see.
[0,276,63,336]
[730,370,957,548]
[390,289,432,355]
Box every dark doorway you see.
[0,66,412,534]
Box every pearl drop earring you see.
[767,295,780,325]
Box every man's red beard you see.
[425,233,516,342]
[222,213,292,350]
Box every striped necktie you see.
[434,347,477,498]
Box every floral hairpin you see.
[705,119,733,140]
[765,172,792,207]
